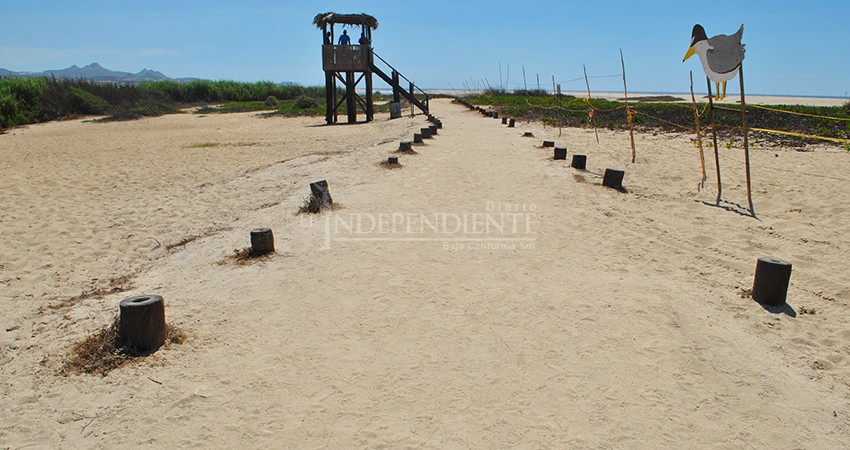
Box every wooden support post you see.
[739,63,754,216]
[410,81,415,117]
[392,70,401,103]
[325,71,335,125]
[365,69,374,122]
[706,78,722,204]
[345,71,356,124]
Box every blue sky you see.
[2,1,848,97]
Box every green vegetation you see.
[0,77,329,130]
[462,92,850,147]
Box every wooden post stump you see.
[522,131,534,137]
[435,120,442,129]
[250,228,275,256]
[413,133,423,144]
[543,141,555,147]
[429,125,438,135]
[602,168,625,189]
[388,156,399,165]
[554,147,567,160]
[399,141,413,151]
[310,180,333,205]
[752,257,792,306]
[492,112,499,119]
[420,128,433,139]
[501,117,508,125]
[119,295,166,352]
[571,154,587,170]
[508,119,516,128]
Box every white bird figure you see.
[683,24,745,100]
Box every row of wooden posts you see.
[457,99,627,191]
[457,98,792,307]
[109,100,788,356]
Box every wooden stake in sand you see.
[583,65,599,144]
[706,78,722,204]
[620,49,636,164]
[690,71,708,189]
[739,63,754,216]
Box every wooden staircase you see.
[371,52,429,115]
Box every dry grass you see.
[43,274,135,313]
[61,317,187,376]
[378,160,403,170]
[218,246,274,266]
[297,194,329,214]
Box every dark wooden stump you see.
[119,295,166,352]
[602,168,625,190]
[492,112,499,119]
[522,131,534,137]
[435,120,443,129]
[501,117,508,125]
[310,180,333,205]
[399,141,413,151]
[413,133,423,144]
[389,101,402,119]
[420,128,433,139]
[251,227,274,256]
[543,140,555,147]
[387,156,399,165]
[752,257,792,306]
[429,125,438,135]
[571,154,587,170]
[554,147,567,160]
[508,119,516,128]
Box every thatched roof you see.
[313,12,378,30]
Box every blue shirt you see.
[338,34,350,45]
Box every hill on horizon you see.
[0,62,191,83]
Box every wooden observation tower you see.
[314,12,429,125]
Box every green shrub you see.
[69,87,110,115]
[264,95,279,107]
[295,95,318,109]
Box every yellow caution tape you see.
[749,127,850,144]
[748,104,850,122]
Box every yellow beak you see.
[683,46,696,62]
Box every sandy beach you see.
[1,98,849,447]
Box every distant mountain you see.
[0,62,176,83]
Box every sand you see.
[1,99,849,447]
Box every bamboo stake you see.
[522,65,527,91]
[620,49,636,163]
[553,75,562,138]
[739,63,754,216]
[584,64,599,144]
[689,71,707,189]
[706,78,722,204]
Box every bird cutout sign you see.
[683,24,745,100]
